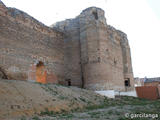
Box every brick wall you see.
[136,86,159,100]
[0,4,64,82]
[0,2,134,91]
[53,7,134,91]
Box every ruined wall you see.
[53,7,134,91]
[52,18,82,87]
[79,8,126,91]
[79,8,107,90]
[119,30,134,90]
[0,0,134,91]
[0,2,64,83]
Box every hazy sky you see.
[2,0,160,78]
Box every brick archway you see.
[28,61,58,84]
[36,61,47,84]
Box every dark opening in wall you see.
[68,80,71,86]
[36,61,44,67]
[124,78,130,87]
[114,58,117,65]
[82,76,84,88]
[66,79,71,86]
[92,11,98,20]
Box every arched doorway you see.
[36,61,47,84]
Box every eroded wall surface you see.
[53,7,134,91]
[0,2,64,83]
[0,0,134,91]
[52,18,82,87]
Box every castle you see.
[0,1,134,91]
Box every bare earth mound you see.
[1,79,160,120]
[0,79,106,120]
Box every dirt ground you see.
[0,79,160,120]
[24,96,160,120]
[0,79,105,120]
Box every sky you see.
[2,0,160,78]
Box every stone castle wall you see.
[0,2,64,83]
[0,1,134,91]
[53,7,134,91]
[52,18,82,87]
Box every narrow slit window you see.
[92,11,98,20]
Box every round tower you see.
[79,7,109,90]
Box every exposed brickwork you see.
[28,64,36,82]
[52,18,82,87]
[0,2,64,83]
[46,72,58,84]
[0,1,134,91]
[53,7,134,91]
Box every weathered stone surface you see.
[52,18,82,87]
[0,68,7,79]
[0,1,134,91]
[0,2,64,83]
[52,7,134,91]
